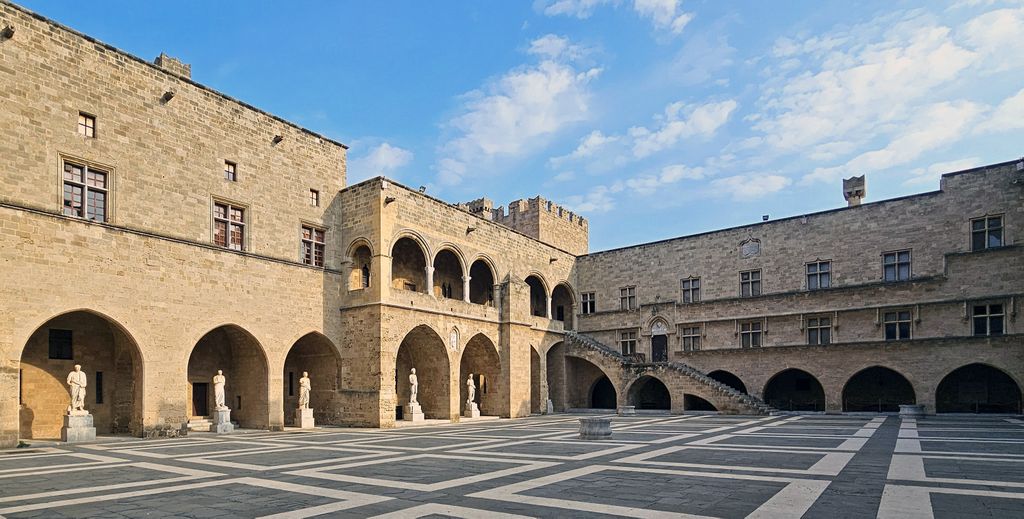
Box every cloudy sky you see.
[24,0,1024,251]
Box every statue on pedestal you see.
[213,370,227,410]
[66,364,87,413]
[409,368,419,404]
[467,374,476,405]
[298,371,311,409]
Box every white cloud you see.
[437,35,602,185]
[711,174,792,200]
[976,88,1024,133]
[528,34,590,61]
[626,164,706,194]
[904,157,982,186]
[535,0,693,34]
[548,130,620,168]
[563,182,623,212]
[960,7,1024,72]
[348,142,413,182]
[629,99,737,158]
[536,0,614,19]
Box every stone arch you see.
[282,332,342,425]
[395,325,451,420]
[459,333,502,416]
[433,247,466,300]
[19,309,145,439]
[763,368,825,412]
[590,376,617,409]
[936,363,1022,414]
[842,366,916,412]
[708,370,747,394]
[187,324,269,429]
[626,375,671,410]
[347,238,373,290]
[468,256,497,306]
[684,394,718,411]
[525,273,548,317]
[391,236,428,293]
[551,282,575,329]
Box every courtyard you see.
[1,413,1022,518]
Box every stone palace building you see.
[1,1,1021,448]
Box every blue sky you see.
[21,0,1024,251]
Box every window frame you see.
[300,224,326,267]
[739,320,763,348]
[581,292,596,315]
[212,199,247,251]
[48,329,74,360]
[739,269,762,297]
[224,161,238,182]
[619,286,637,311]
[882,250,911,282]
[805,260,831,290]
[309,189,320,207]
[971,215,1004,251]
[680,325,701,352]
[681,277,701,303]
[972,303,1005,337]
[61,158,110,223]
[619,330,638,355]
[77,112,96,138]
[883,309,912,341]
[806,316,831,345]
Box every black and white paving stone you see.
[1,414,1022,518]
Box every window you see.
[620,330,638,355]
[441,282,453,298]
[681,326,701,352]
[48,329,73,360]
[581,292,596,314]
[301,225,325,267]
[971,216,1003,251]
[78,113,95,137]
[883,310,912,340]
[740,270,761,297]
[973,304,1004,336]
[807,316,831,345]
[224,161,237,182]
[288,372,294,396]
[883,250,911,282]
[619,286,636,311]
[740,321,762,348]
[681,278,700,303]
[62,161,108,222]
[213,202,245,251]
[806,261,831,290]
[309,189,320,207]
[95,371,103,404]
[361,264,371,288]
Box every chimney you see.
[843,175,866,207]
[154,53,191,79]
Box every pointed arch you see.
[842,366,916,412]
[469,256,497,306]
[525,273,548,317]
[626,375,671,410]
[764,368,825,412]
[936,363,1022,413]
[187,324,270,429]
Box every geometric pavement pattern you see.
[1,414,1022,518]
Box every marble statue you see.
[409,368,419,404]
[466,374,476,404]
[213,369,227,410]
[298,371,311,409]
[66,364,87,412]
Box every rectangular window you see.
[309,189,320,207]
[48,329,73,360]
[62,162,108,222]
[972,304,1004,337]
[807,316,831,345]
[740,321,762,348]
[620,330,638,355]
[681,278,700,303]
[78,112,95,137]
[224,161,237,182]
[971,216,1003,251]
[301,225,326,267]
[883,250,911,282]
[806,261,831,290]
[288,372,294,397]
[884,310,912,340]
[681,326,701,352]
[619,286,636,311]
[581,292,596,315]
[214,202,245,251]
[740,270,761,297]
[95,371,103,404]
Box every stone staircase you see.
[187,416,239,432]
[564,330,775,415]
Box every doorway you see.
[192,383,209,417]
[652,335,668,362]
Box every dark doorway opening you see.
[628,376,671,410]
[936,364,1022,413]
[708,370,747,394]
[764,369,825,411]
[192,383,208,417]
[684,394,717,411]
[842,367,915,412]
[591,377,616,409]
[651,335,668,363]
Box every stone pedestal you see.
[579,417,612,440]
[545,399,554,415]
[464,402,480,419]
[61,411,96,443]
[899,404,925,418]
[295,408,315,429]
[404,402,424,422]
[618,406,636,416]
[211,408,234,434]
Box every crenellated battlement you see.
[456,196,588,255]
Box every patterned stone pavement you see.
[1,414,1022,518]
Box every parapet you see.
[456,195,588,255]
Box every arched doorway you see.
[19,311,143,439]
[546,342,566,411]
[469,259,495,306]
[708,370,747,394]
[525,275,547,317]
[842,366,915,412]
[650,320,669,363]
[627,375,670,410]
[684,395,717,411]
[391,237,427,293]
[591,377,617,409]
[936,364,1022,413]
[283,333,341,425]
[551,283,574,329]
[764,369,825,411]
[395,325,451,420]
[459,334,502,416]
[348,243,372,290]
[433,249,464,300]
[188,325,268,429]
[530,346,542,414]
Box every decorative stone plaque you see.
[740,238,761,258]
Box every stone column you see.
[425,266,435,297]
[545,296,553,319]
[462,275,471,303]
